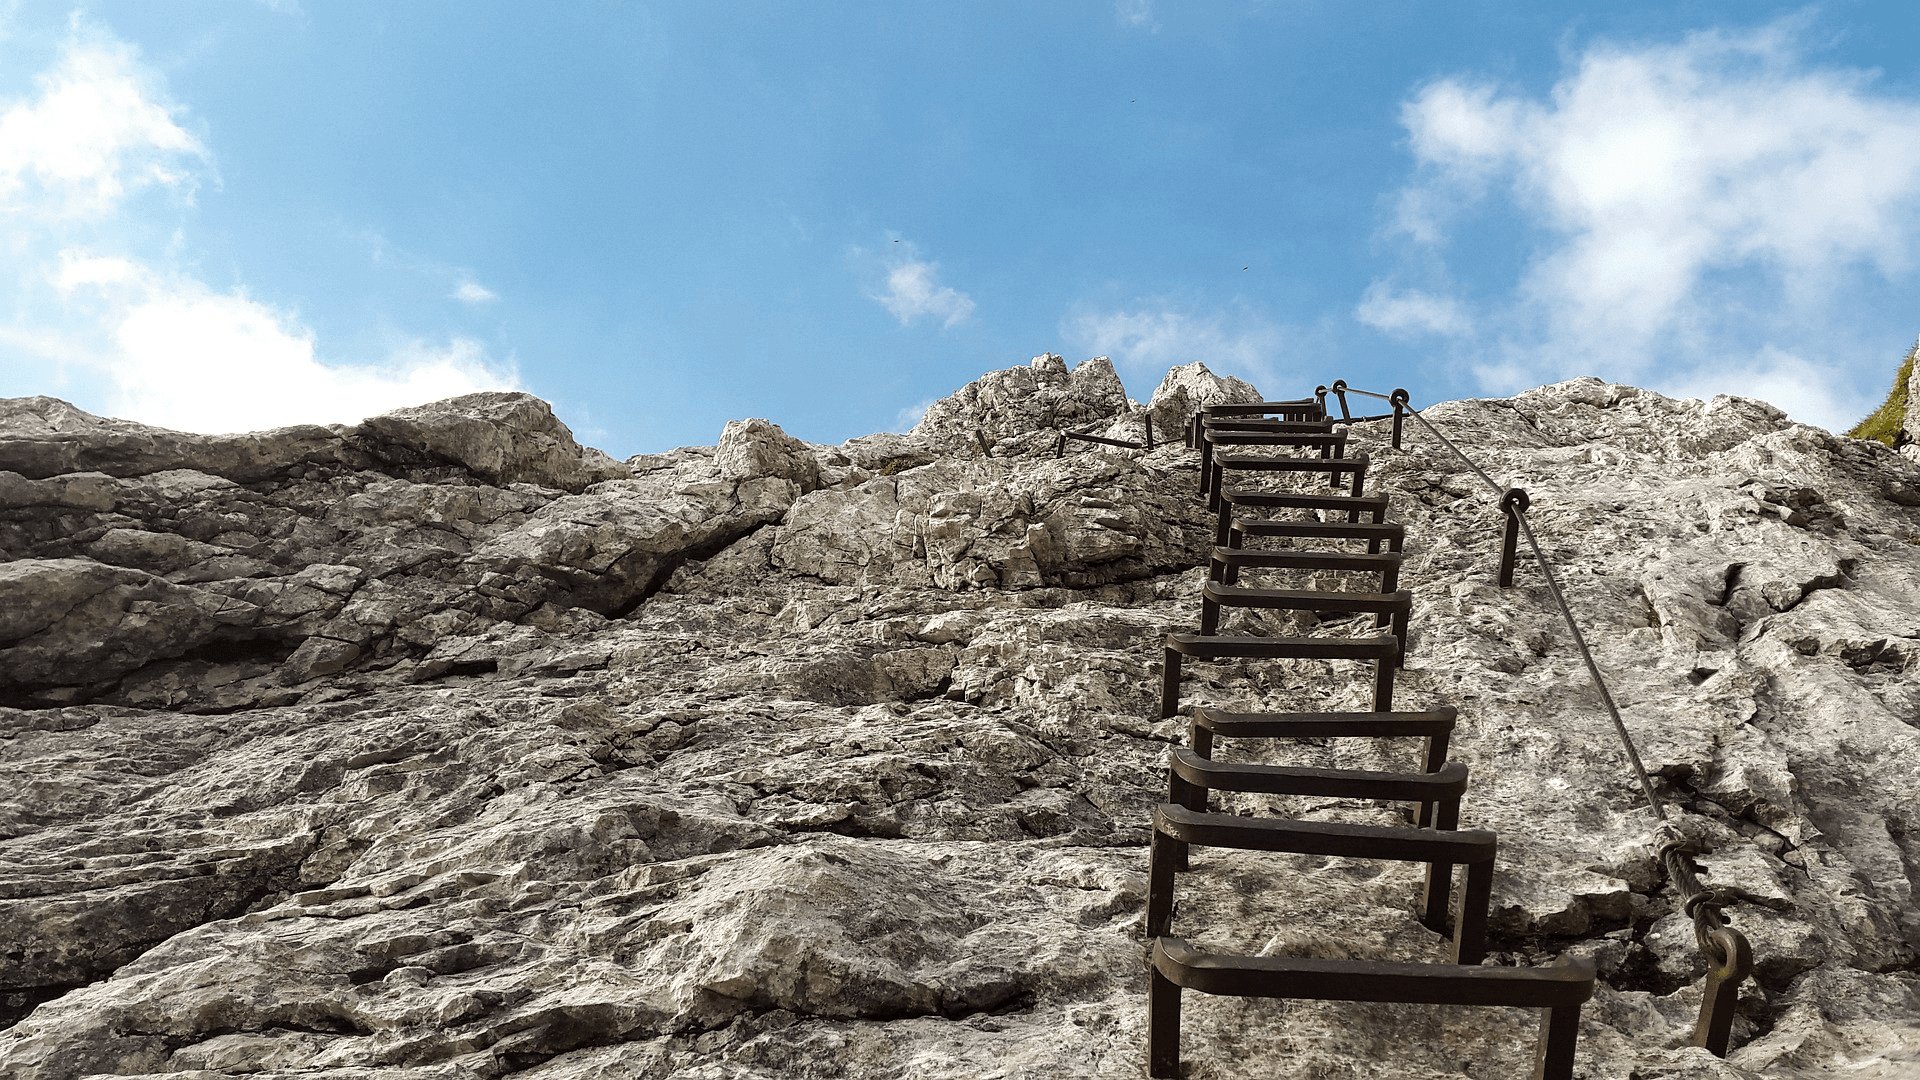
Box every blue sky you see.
[3,2,1919,454]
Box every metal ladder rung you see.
[1148,937,1594,1080]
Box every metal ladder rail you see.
[1142,805,1599,1078]
[1216,490,1390,544]
[1189,401,1330,491]
[1200,583,1412,666]
[1225,516,1405,555]
[1196,419,1346,496]
[1142,387,1599,1078]
[1161,632,1401,718]
[1164,748,1470,927]
[1190,707,1457,828]
[1148,937,1596,1080]
[1055,413,1155,457]
[1186,399,1326,448]
[1208,451,1370,512]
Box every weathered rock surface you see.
[913,353,1143,457]
[1140,362,1263,447]
[0,362,1917,1078]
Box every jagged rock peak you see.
[1143,361,1263,440]
[912,353,1134,455]
[715,418,821,493]
[0,396,342,484]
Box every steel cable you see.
[1341,386,1664,813]
[1334,384,1762,976]
[1197,385,1759,1053]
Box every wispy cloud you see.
[1354,282,1470,338]
[1373,17,1920,430]
[1662,348,1856,433]
[891,397,934,433]
[0,22,518,434]
[1064,301,1284,386]
[869,243,975,328]
[453,280,498,304]
[1116,0,1158,32]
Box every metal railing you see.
[1055,414,1154,457]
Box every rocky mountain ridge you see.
[1,353,1917,1078]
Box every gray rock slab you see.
[2,369,1920,1077]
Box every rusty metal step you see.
[1199,584,1411,664]
[1217,490,1391,545]
[1166,749,1469,924]
[1187,399,1326,446]
[1147,801,1495,962]
[1208,451,1370,511]
[1190,706,1455,781]
[1208,547,1403,594]
[1162,632,1399,716]
[1199,429,1352,497]
[1194,417,1345,494]
[1167,748,1465,811]
[1147,937,1595,1080]
[1190,707,1456,830]
[1224,517,1405,555]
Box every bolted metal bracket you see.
[1498,487,1530,587]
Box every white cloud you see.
[1380,19,1920,426]
[1663,348,1855,434]
[0,34,208,220]
[891,398,934,433]
[1116,0,1158,32]
[875,258,975,328]
[1065,303,1284,386]
[0,22,519,434]
[44,251,515,432]
[114,287,506,434]
[453,280,498,304]
[1354,282,1470,338]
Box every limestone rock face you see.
[912,354,1136,456]
[768,453,1206,591]
[2,368,1919,1079]
[0,397,343,484]
[356,392,629,493]
[714,418,821,493]
[1142,361,1263,444]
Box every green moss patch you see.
[1849,339,1917,446]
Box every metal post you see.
[1390,388,1409,450]
[1536,1002,1584,1080]
[1331,378,1352,420]
[1147,965,1181,1078]
[1160,649,1183,719]
[1372,652,1394,712]
[1694,926,1753,1056]
[1498,488,1530,588]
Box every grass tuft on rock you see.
[1849,338,1917,446]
